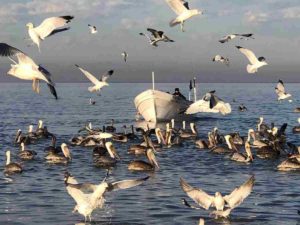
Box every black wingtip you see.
[61,15,74,22]
[75,64,79,68]
[236,46,242,49]
[108,70,114,75]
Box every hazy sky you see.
[0,0,300,83]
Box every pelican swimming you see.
[64,172,149,222]
[211,135,236,154]
[18,143,37,160]
[179,122,198,138]
[44,135,60,153]
[4,151,23,174]
[231,141,253,163]
[45,143,72,164]
[277,155,300,171]
[15,129,32,145]
[128,148,159,171]
[94,142,120,168]
[180,175,255,218]
[26,16,74,51]
[166,0,203,32]
[75,64,113,94]
[0,43,58,99]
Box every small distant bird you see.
[236,46,268,73]
[275,80,292,101]
[219,33,254,43]
[140,28,174,47]
[165,0,203,32]
[89,98,96,105]
[212,55,229,66]
[180,175,255,218]
[121,51,128,62]
[0,43,57,99]
[88,24,97,34]
[26,16,74,51]
[75,64,113,94]
[239,104,247,112]
[64,172,149,222]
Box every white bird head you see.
[215,192,222,197]
[26,23,34,29]
[29,125,34,132]
[38,120,43,128]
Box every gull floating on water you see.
[64,172,149,222]
[0,43,58,99]
[140,28,174,47]
[236,46,268,73]
[121,51,128,62]
[212,55,229,66]
[75,65,113,94]
[88,24,97,34]
[180,175,255,218]
[219,33,254,43]
[275,80,292,101]
[165,0,203,32]
[26,16,74,51]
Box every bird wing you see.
[236,46,259,65]
[276,80,285,93]
[0,43,37,66]
[75,64,100,85]
[147,28,161,38]
[224,175,255,209]
[180,178,214,210]
[100,70,114,82]
[166,0,189,15]
[108,176,149,192]
[38,65,58,99]
[35,16,73,39]
[90,183,108,206]
[66,184,89,206]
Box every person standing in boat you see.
[173,88,187,100]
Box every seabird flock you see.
[1,0,299,224]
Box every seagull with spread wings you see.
[64,172,149,222]
[180,175,255,218]
[0,43,57,99]
[26,16,74,51]
[212,55,229,66]
[75,65,113,94]
[275,80,292,101]
[219,33,254,43]
[165,0,203,32]
[139,28,174,47]
[236,46,268,73]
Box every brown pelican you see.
[15,129,32,145]
[94,142,120,167]
[179,122,198,138]
[248,129,268,148]
[45,143,72,164]
[180,175,255,218]
[4,151,23,174]
[195,139,209,149]
[211,135,236,154]
[64,172,149,222]
[18,142,37,160]
[278,155,300,171]
[44,135,59,153]
[231,141,253,163]
[292,118,300,133]
[128,149,159,171]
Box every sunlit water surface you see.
[0,83,300,225]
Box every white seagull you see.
[121,51,128,62]
[88,24,97,34]
[75,65,113,94]
[26,16,74,51]
[165,0,203,32]
[64,172,149,222]
[212,55,229,66]
[219,33,254,43]
[139,28,174,47]
[181,175,255,218]
[0,43,57,99]
[275,80,292,101]
[236,46,268,73]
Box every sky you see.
[0,0,300,83]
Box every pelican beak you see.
[148,150,159,169]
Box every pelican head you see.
[245,141,253,161]
[61,143,72,160]
[224,135,232,149]
[38,120,43,129]
[146,149,159,169]
[26,22,34,29]
[6,150,11,165]
[105,142,120,160]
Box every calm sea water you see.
[0,83,300,225]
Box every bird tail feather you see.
[247,64,257,74]
[169,18,180,27]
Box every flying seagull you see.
[139,28,174,47]
[212,55,229,66]
[219,33,254,43]
[64,172,149,222]
[75,65,113,94]
[275,80,292,101]
[236,46,268,73]
[0,43,57,99]
[26,16,74,52]
[121,51,128,62]
[180,175,255,218]
[165,0,203,32]
[88,24,97,34]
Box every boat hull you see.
[134,89,191,122]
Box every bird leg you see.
[180,22,185,32]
